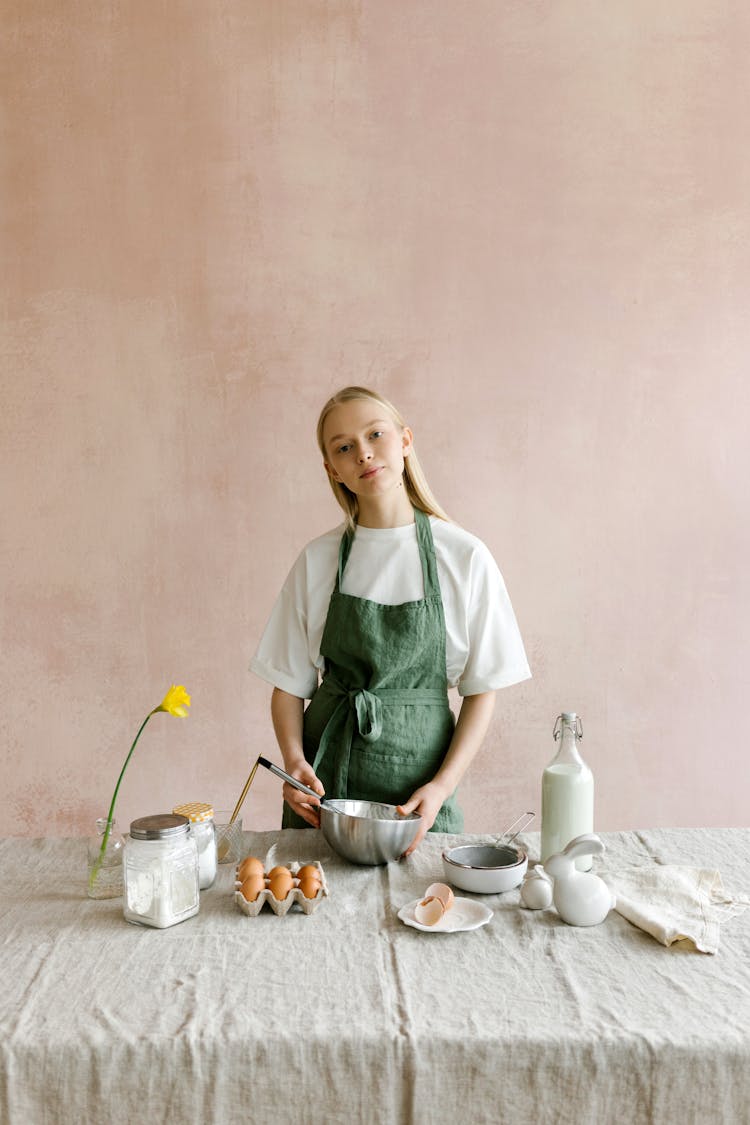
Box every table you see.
[1,828,749,1124]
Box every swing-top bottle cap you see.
[553,712,583,741]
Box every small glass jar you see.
[87,816,124,899]
[123,814,199,928]
[172,802,217,889]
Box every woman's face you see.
[322,398,413,499]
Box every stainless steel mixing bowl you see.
[257,757,422,865]
[320,799,421,865]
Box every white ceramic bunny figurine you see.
[544,834,615,927]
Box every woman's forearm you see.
[270,687,305,770]
[432,691,496,798]
[270,687,325,825]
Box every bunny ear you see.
[562,833,605,860]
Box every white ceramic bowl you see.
[442,843,528,893]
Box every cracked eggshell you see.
[424,882,454,911]
[414,896,446,926]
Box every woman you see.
[250,386,530,854]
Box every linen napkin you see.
[602,864,750,954]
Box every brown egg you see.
[268,871,294,900]
[238,856,264,881]
[298,872,322,899]
[297,863,320,881]
[240,874,266,902]
[267,865,291,880]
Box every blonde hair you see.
[316,386,450,530]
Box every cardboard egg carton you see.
[234,859,328,916]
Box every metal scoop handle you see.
[499,811,535,846]
[257,756,332,807]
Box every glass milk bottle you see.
[541,712,594,871]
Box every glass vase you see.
[87,816,124,899]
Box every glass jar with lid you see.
[123,813,199,928]
[172,802,217,889]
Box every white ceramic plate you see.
[398,897,493,933]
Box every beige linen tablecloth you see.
[1,828,749,1125]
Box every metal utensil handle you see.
[500,811,535,846]
[257,756,325,803]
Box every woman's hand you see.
[396,781,448,857]
[282,759,325,828]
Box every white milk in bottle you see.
[541,712,594,872]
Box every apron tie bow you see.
[349,688,382,743]
[310,676,452,806]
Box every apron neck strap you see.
[414,507,440,596]
[337,523,354,589]
[336,508,440,596]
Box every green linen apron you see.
[282,508,463,833]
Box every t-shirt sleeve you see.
[457,541,531,697]
[249,550,321,700]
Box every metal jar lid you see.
[129,813,190,840]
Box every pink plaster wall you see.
[2,3,748,838]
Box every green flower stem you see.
[88,709,156,892]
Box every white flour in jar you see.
[124,814,199,929]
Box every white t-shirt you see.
[250,517,531,699]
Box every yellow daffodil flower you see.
[88,683,192,894]
[154,684,191,718]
